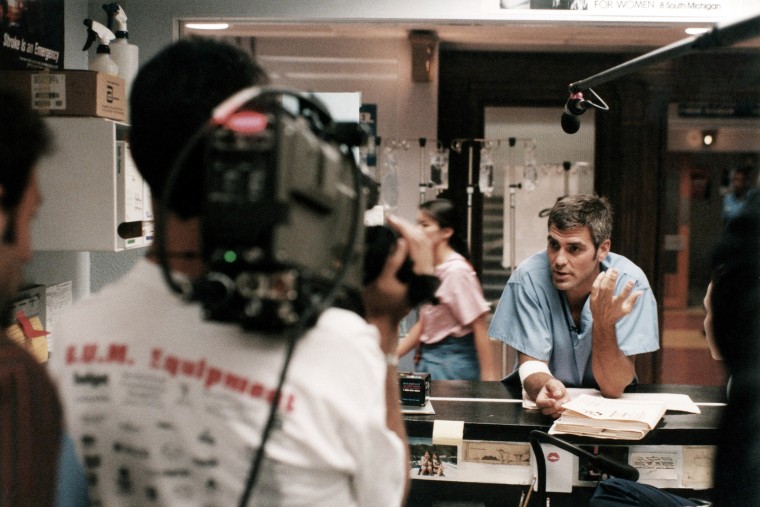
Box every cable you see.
[236,307,311,506]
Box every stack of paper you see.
[522,388,701,414]
[548,394,667,440]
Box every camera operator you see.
[49,38,433,506]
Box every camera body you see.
[194,89,375,331]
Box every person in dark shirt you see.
[590,194,760,507]
[0,87,61,506]
[709,191,760,506]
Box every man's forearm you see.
[591,324,635,398]
[588,269,641,397]
[385,361,410,502]
[396,320,422,358]
[472,317,499,381]
[370,315,411,502]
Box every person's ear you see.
[597,239,611,261]
[441,226,454,242]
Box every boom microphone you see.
[560,88,610,135]
[561,93,587,134]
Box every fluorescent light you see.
[685,27,710,35]
[185,23,229,30]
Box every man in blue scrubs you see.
[722,165,757,225]
[489,195,659,416]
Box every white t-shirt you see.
[50,259,406,507]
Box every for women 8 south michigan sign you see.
[487,0,747,18]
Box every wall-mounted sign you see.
[678,102,760,118]
[483,0,741,19]
[1,0,64,70]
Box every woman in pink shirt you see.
[397,199,499,380]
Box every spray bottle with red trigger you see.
[83,19,119,76]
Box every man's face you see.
[547,225,610,296]
[732,171,749,195]
[0,172,40,307]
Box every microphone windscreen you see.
[561,112,580,134]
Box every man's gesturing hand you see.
[589,269,642,329]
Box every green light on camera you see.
[224,250,237,263]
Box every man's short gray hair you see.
[548,194,613,249]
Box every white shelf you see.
[32,117,151,251]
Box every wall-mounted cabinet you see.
[32,117,153,252]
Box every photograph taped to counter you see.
[408,437,458,480]
[463,441,531,467]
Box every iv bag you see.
[479,147,494,197]
[430,148,449,190]
[523,140,538,191]
[380,147,399,210]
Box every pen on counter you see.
[520,477,536,507]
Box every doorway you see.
[660,151,757,386]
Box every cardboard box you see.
[0,70,126,122]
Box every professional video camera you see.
[161,87,376,332]
[157,86,442,504]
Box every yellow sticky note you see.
[432,420,464,446]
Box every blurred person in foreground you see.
[705,189,759,506]
[0,88,67,505]
[591,193,760,506]
[50,38,433,506]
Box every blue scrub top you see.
[488,250,660,387]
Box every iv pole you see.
[418,138,428,205]
[467,143,475,251]
[450,139,474,251]
[507,138,519,284]
[459,137,532,376]
[506,137,519,377]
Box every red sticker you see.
[225,111,268,134]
